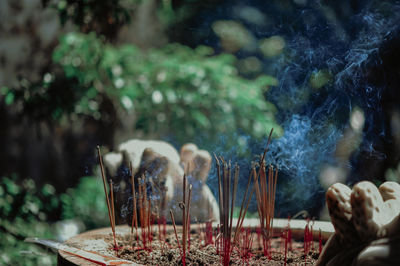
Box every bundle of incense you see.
[254,164,278,239]
[25,238,135,266]
[252,129,278,255]
[214,157,239,266]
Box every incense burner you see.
[57,219,334,265]
[59,133,338,265]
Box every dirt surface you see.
[101,227,320,265]
[60,223,327,265]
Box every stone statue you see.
[317,181,400,266]
[102,139,219,225]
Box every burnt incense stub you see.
[318,181,400,266]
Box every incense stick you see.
[182,174,187,262]
[109,180,117,248]
[229,164,239,236]
[186,184,193,241]
[138,177,145,246]
[129,162,138,240]
[214,153,223,226]
[260,128,274,164]
[96,146,117,249]
[170,210,182,259]
[183,183,193,260]
[233,165,255,245]
[148,198,151,243]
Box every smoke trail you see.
[265,115,341,214]
[167,0,400,217]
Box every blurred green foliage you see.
[0,176,58,265]
[0,1,284,263]
[0,176,59,229]
[1,32,282,145]
[61,176,108,229]
[52,32,282,142]
[0,176,108,265]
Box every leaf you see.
[5,92,14,105]
[192,110,210,128]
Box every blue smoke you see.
[265,115,341,215]
[169,0,400,217]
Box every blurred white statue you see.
[103,139,219,225]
